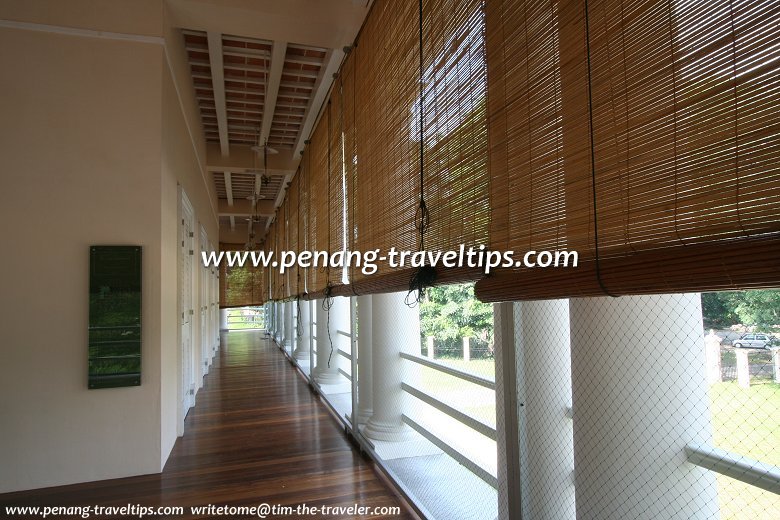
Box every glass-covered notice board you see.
[88,246,141,389]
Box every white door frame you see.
[179,188,196,432]
[200,225,209,377]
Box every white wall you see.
[0,0,219,492]
[0,24,165,493]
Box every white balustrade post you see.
[736,349,751,389]
[704,330,723,384]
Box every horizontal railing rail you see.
[402,383,496,440]
[88,325,140,330]
[685,443,780,494]
[400,352,496,390]
[402,414,498,489]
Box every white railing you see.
[685,443,780,494]
[400,352,495,389]
[400,351,497,489]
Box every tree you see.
[701,292,739,329]
[419,282,494,357]
[701,290,780,331]
[732,290,780,330]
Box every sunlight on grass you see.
[709,381,780,519]
[413,358,497,428]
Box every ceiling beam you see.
[206,32,229,157]
[260,41,288,146]
[224,171,234,206]
[274,173,292,208]
[207,142,298,172]
[219,199,275,216]
[254,41,287,199]
[294,48,344,157]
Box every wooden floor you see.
[1,331,414,519]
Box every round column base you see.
[363,417,414,442]
[293,347,309,361]
[356,407,373,425]
[313,366,341,385]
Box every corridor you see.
[0,331,413,519]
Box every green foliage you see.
[732,290,780,329]
[420,282,493,355]
[701,292,740,329]
[702,290,780,331]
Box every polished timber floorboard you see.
[0,331,414,519]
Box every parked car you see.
[732,333,777,349]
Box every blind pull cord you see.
[584,0,617,298]
[323,99,335,367]
[407,0,437,307]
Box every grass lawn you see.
[709,381,780,519]
[416,357,497,427]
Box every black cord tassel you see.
[406,0,436,308]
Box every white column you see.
[284,300,294,352]
[276,302,283,344]
[293,299,310,361]
[569,294,718,519]
[270,302,277,338]
[516,300,575,520]
[313,298,342,384]
[219,308,229,331]
[363,291,418,442]
[270,302,276,340]
[356,295,373,423]
[736,349,751,388]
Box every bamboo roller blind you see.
[307,106,331,295]
[288,168,302,297]
[343,0,490,295]
[475,0,780,302]
[300,148,311,296]
[219,255,265,308]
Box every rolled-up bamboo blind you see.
[262,237,272,302]
[329,82,346,288]
[219,251,265,308]
[343,0,489,296]
[351,0,418,292]
[265,219,279,300]
[475,0,780,302]
[342,50,359,289]
[281,193,293,299]
[307,104,330,296]
[300,148,311,296]
[288,168,302,298]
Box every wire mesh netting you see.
[511,292,779,520]
[268,287,779,520]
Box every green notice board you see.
[88,246,142,389]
